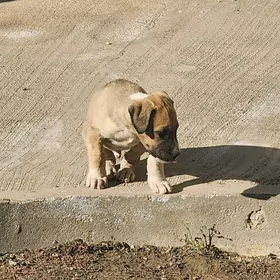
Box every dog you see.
[82,79,180,194]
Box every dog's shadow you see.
[0,0,16,3]
[127,145,280,200]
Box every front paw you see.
[148,179,172,194]
[86,169,108,189]
[116,167,136,183]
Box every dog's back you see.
[87,79,147,129]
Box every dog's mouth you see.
[148,150,178,164]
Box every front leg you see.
[147,155,172,194]
[82,122,107,189]
[116,143,145,183]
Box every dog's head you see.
[128,91,180,163]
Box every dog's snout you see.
[173,151,180,160]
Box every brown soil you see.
[1,240,280,280]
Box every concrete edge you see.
[1,192,279,257]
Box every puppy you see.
[82,79,180,194]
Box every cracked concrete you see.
[0,0,280,256]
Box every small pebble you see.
[8,260,17,266]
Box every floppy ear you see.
[128,99,156,134]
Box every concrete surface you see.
[0,0,280,256]
[1,193,280,256]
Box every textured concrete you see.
[1,193,279,256]
[0,0,280,255]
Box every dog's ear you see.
[128,99,156,134]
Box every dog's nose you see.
[173,152,180,160]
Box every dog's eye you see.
[156,128,169,139]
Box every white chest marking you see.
[130,92,148,100]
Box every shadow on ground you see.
[0,0,16,3]
[129,145,280,200]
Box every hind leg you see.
[116,143,145,183]
[104,148,117,180]
[82,122,107,189]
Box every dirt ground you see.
[1,240,280,280]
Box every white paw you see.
[116,167,136,183]
[86,169,107,189]
[105,160,116,180]
[148,179,172,194]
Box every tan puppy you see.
[82,79,180,194]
